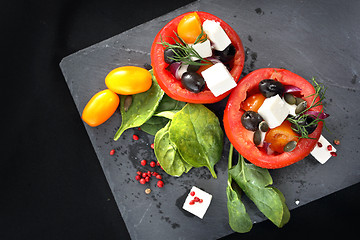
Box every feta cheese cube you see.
[258,95,290,129]
[190,39,213,61]
[283,97,297,116]
[202,20,231,51]
[310,135,336,164]
[182,186,212,219]
[200,62,237,97]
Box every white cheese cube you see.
[283,97,297,116]
[258,95,290,129]
[202,20,231,51]
[310,135,336,164]
[200,62,237,97]
[190,39,213,61]
[182,186,212,219]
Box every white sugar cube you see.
[182,186,212,219]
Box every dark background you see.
[2,0,359,239]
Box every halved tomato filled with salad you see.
[150,11,245,103]
[224,68,327,169]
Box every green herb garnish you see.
[158,29,211,66]
[287,77,328,140]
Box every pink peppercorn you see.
[141,160,147,166]
[157,180,164,188]
[133,134,139,141]
[150,161,156,168]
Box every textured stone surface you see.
[60,0,360,239]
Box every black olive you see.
[291,115,317,135]
[164,48,183,64]
[241,111,264,131]
[213,44,236,62]
[258,79,285,98]
[187,60,201,72]
[181,72,205,93]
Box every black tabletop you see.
[2,0,359,239]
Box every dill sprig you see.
[158,29,211,66]
[287,78,327,140]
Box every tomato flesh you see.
[224,68,323,169]
[151,11,245,104]
[241,93,265,112]
[265,120,299,153]
[177,12,203,44]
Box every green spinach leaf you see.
[226,144,252,233]
[226,183,253,233]
[169,103,224,178]
[154,122,192,177]
[114,70,164,140]
[140,94,185,136]
[229,154,290,228]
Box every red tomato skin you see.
[223,68,323,169]
[151,11,245,103]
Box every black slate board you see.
[60,0,360,239]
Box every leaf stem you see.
[228,144,234,170]
[228,144,234,186]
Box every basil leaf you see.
[229,156,290,228]
[226,182,253,233]
[141,94,185,136]
[114,70,164,140]
[169,103,224,178]
[154,122,192,177]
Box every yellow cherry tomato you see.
[105,66,152,95]
[177,12,204,44]
[82,89,119,127]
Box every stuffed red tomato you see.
[224,68,324,169]
[150,11,245,103]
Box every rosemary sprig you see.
[287,78,327,140]
[158,29,211,66]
